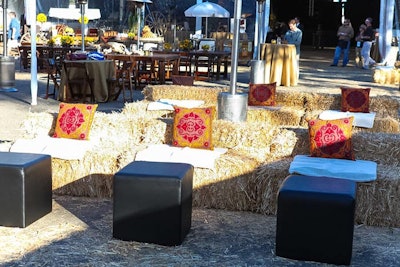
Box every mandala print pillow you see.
[341,87,370,113]
[308,117,355,160]
[53,103,98,140]
[248,82,276,106]
[172,106,214,150]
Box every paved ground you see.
[0,46,399,266]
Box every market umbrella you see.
[48,7,101,20]
[184,1,230,37]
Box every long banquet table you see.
[19,45,97,70]
[106,53,180,85]
[153,50,230,80]
[260,43,298,86]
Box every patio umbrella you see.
[184,1,230,37]
[48,7,101,20]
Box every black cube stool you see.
[113,161,193,246]
[0,152,52,228]
[276,174,357,265]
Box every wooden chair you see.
[135,57,156,89]
[63,61,94,103]
[178,52,192,76]
[45,58,61,99]
[194,53,215,81]
[106,54,135,102]
[194,39,217,81]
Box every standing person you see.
[284,19,303,78]
[360,17,376,69]
[295,17,304,33]
[7,11,21,55]
[330,18,354,67]
[355,24,367,67]
[284,19,303,58]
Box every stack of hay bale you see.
[20,85,400,228]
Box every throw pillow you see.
[53,102,98,140]
[248,82,276,106]
[308,117,355,160]
[341,87,370,113]
[172,106,214,150]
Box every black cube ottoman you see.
[113,161,193,246]
[276,174,357,265]
[0,152,52,228]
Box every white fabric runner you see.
[10,136,93,160]
[147,99,205,111]
[289,155,377,182]
[135,144,227,170]
[319,110,376,128]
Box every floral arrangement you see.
[78,15,89,25]
[36,13,47,23]
[47,37,55,46]
[128,32,136,40]
[179,39,193,51]
[61,35,74,47]
[64,27,74,35]
[201,44,210,51]
[164,42,172,51]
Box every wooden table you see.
[59,60,115,102]
[260,43,298,86]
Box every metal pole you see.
[217,0,247,122]
[3,0,8,56]
[229,0,242,95]
[80,3,85,51]
[137,6,141,49]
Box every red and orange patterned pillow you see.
[248,82,276,106]
[53,102,98,140]
[172,106,214,150]
[308,117,355,160]
[341,87,370,113]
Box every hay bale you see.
[373,67,400,84]
[21,112,56,138]
[121,101,174,118]
[370,96,400,118]
[193,150,262,211]
[246,106,304,126]
[303,92,341,111]
[354,116,400,134]
[254,159,292,215]
[356,166,400,227]
[275,90,307,108]
[353,132,400,165]
[143,85,226,105]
